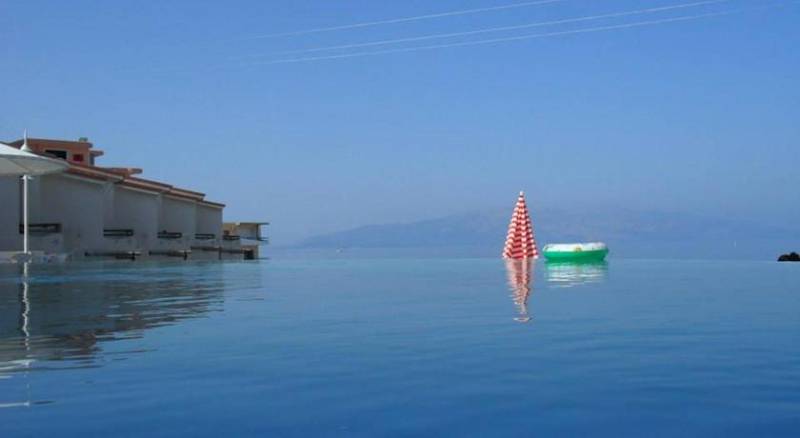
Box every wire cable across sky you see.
[241,0,568,39]
[244,10,738,66]
[228,1,797,68]
[251,0,731,58]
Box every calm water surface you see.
[0,258,798,436]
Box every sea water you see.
[0,258,798,436]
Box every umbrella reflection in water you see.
[504,259,534,323]
[0,264,34,409]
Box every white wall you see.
[160,196,196,236]
[108,186,160,251]
[190,205,223,260]
[0,177,20,251]
[154,196,196,253]
[36,174,105,255]
[195,205,222,236]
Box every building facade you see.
[0,137,255,261]
[222,222,269,259]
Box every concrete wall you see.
[0,177,20,251]
[160,196,196,236]
[106,186,160,253]
[154,196,196,254]
[35,174,105,256]
[191,205,224,260]
[196,205,222,236]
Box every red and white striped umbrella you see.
[502,191,539,259]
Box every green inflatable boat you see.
[542,242,609,262]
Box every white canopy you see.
[1,136,69,260]
[0,142,68,176]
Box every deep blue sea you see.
[1,257,798,437]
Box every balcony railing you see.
[157,231,183,240]
[149,250,190,259]
[104,228,134,238]
[19,223,62,234]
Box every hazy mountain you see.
[295,207,798,260]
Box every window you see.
[72,154,85,162]
[44,149,68,160]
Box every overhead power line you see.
[250,0,730,58]
[247,10,738,66]
[241,0,568,40]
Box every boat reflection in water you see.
[504,259,535,323]
[0,262,241,406]
[545,261,608,288]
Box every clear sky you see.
[1,0,798,244]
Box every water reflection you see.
[504,259,534,323]
[545,261,608,288]
[0,263,233,388]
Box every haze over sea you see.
[292,205,800,261]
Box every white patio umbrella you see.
[0,132,69,258]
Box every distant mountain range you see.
[294,208,799,260]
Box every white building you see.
[0,137,256,261]
[222,222,269,259]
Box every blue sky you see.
[1,0,798,244]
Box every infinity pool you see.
[1,258,798,436]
